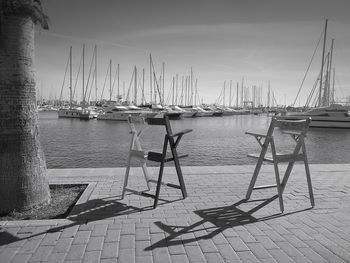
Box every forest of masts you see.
[38,45,282,109]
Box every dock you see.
[1,164,350,262]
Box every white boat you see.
[127,105,158,119]
[97,105,141,121]
[58,106,95,119]
[193,106,213,117]
[171,106,197,118]
[282,104,350,128]
[150,104,183,120]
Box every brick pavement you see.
[1,164,350,262]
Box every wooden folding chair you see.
[145,115,192,208]
[122,116,151,199]
[245,117,314,212]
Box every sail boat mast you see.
[69,46,72,108]
[318,19,328,107]
[82,44,85,106]
[109,59,112,101]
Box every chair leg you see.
[122,155,132,199]
[141,162,151,191]
[172,149,187,199]
[246,158,264,199]
[304,160,314,207]
[273,162,284,213]
[153,161,165,209]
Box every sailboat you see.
[58,45,95,119]
[281,19,350,128]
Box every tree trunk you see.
[0,15,51,214]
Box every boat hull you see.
[97,112,141,121]
[280,115,350,128]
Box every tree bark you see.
[0,15,51,214]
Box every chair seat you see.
[130,150,148,160]
[247,153,306,163]
[148,151,189,163]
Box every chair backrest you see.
[268,117,311,137]
[147,115,173,136]
[127,115,147,150]
[276,117,311,134]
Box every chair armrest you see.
[245,132,267,138]
[171,129,193,137]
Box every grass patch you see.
[0,184,87,220]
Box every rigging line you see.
[100,63,110,101]
[126,68,135,103]
[292,26,325,107]
[305,51,331,107]
[310,87,319,107]
[335,74,345,98]
[137,70,146,104]
[151,61,163,105]
[73,49,83,101]
[87,68,95,103]
[59,51,70,102]
[165,79,173,105]
[83,46,96,102]
[305,78,319,107]
[111,67,119,100]
[153,71,163,105]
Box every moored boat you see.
[281,104,350,128]
[97,105,141,121]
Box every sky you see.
[35,0,350,106]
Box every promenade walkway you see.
[1,164,350,262]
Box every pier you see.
[1,164,350,262]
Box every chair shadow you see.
[145,197,312,250]
[0,198,150,246]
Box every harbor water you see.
[39,111,350,169]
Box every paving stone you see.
[275,241,304,258]
[118,248,135,263]
[135,240,152,257]
[101,242,118,259]
[10,253,31,263]
[247,242,272,259]
[198,239,218,253]
[227,237,250,251]
[184,245,206,262]
[72,230,91,244]
[61,224,79,238]
[65,244,86,261]
[52,237,73,253]
[268,248,296,263]
[40,231,61,246]
[91,224,108,237]
[105,229,121,243]
[136,255,153,263]
[152,246,171,263]
[82,250,101,263]
[135,227,150,241]
[45,252,66,263]
[236,251,259,262]
[170,254,190,263]
[121,223,136,235]
[297,247,329,263]
[119,235,135,249]
[203,252,225,263]
[29,245,53,262]
[86,236,104,251]
[216,243,240,262]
